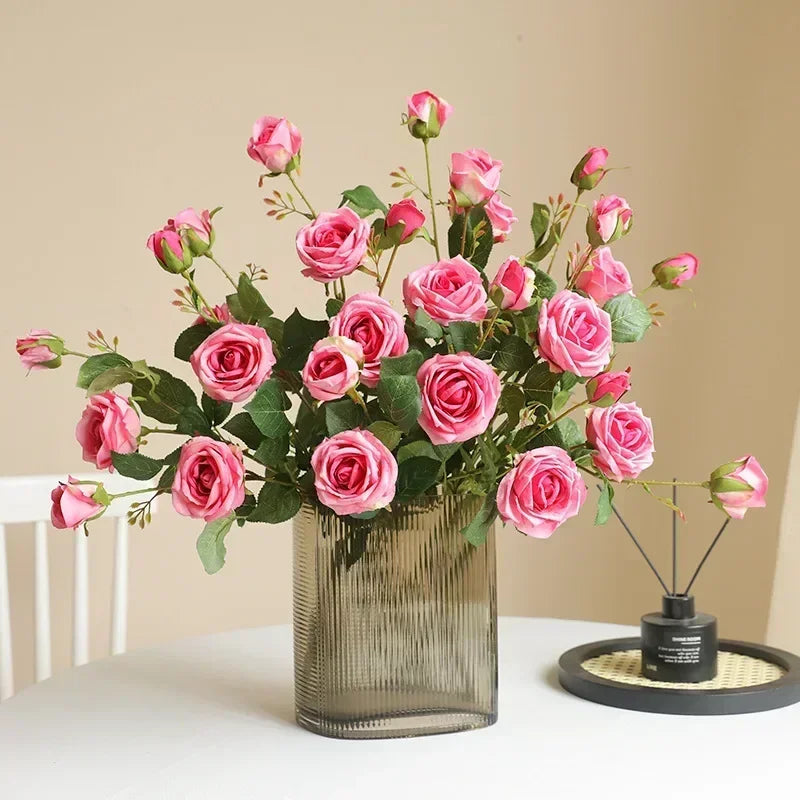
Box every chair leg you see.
[72,527,89,667]
[0,524,14,700]
[34,522,52,682]
[110,518,128,656]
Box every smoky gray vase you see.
[292,495,498,739]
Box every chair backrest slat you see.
[110,517,128,656]
[0,524,13,700]
[34,521,51,682]
[72,529,89,667]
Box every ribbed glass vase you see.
[292,495,498,739]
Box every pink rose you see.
[75,391,141,471]
[311,429,397,516]
[586,402,654,481]
[168,207,214,256]
[190,322,276,403]
[385,198,425,242]
[16,329,63,371]
[403,256,488,326]
[497,447,587,538]
[586,368,631,406]
[537,290,613,377]
[587,194,633,246]
[171,436,245,522]
[329,293,409,387]
[484,194,517,242]
[194,303,232,326]
[147,223,193,274]
[406,91,453,139]
[296,208,370,283]
[246,115,302,174]
[710,455,768,519]
[490,257,535,311]
[50,477,106,530]
[449,149,503,207]
[417,353,501,445]
[571,146,609,190]
[652,252,700,289]
[301,336,364,402]
[574,246,633,306]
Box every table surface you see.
[1,617,795,799]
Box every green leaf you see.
[87,366,142,395]
[414,309,443,341]
[514,302,541,344]
[174,324,213,362]
[77,353,132,390]
[551,389,571,413]
[448,321,480,353]
[244,378,291,438]
[366,421,402,451]
[253,434,290,468]
[557,418,585,449]
[395,456,441,501]
[527,224,560,264]
[158,464,177,491]
[235,493,257,526]
[133,369,199,425]
[110,452,163,480]
[275,309,329,371]
[376,351,423,432]
[339,185,388,216]
[533,267,558,299]
[397,440,438,463]
[196,513,235,574]
[595,482,614,526]
[223,412,263,450]
[249,481,302,524]
[434,443,461,461]
[461,490,498,546]
[522,423,567,452]
[530,202,550,247]
[604,294,651,343]
[380,350,424,377]
[447,207,493,268]
[500,385,525,429]
[201,394,232,425]
[557,372,580,392]
[326,298,344,318]
[227,274,272,323]
[493,334,535,373]
[324,397,363,435]
[175,405,213,437]
[523,361,559,406]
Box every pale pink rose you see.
[171,436,245,522]
[417,353,501,445]
[147,223,192,273]
[246,115,302,173]
[16,329,63,370]
[403,256,488,326]
[406,91,453,139]
[484,194,517,242]
[329,293,409,387]
[385,198,425,242]
[497,446,587,538]
[587,194,633,246]
[652,252,700,289]
[449,149,503,207]
[490,257,535,311]
[50,477,105,530]
[537,290,613,377]
[586,402,655,481]
[311,429,397,516]
[75,391,141,471]
[571,146,609,189]
[194,303,232,326]
[167,207,214,256]
[190,322,276,403]
[574,246,633,306]
[296,208,370,283]
[301,337,364,402]
[710,455,768,519]
[586,368,631,406]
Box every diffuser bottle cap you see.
[662,594,695,620]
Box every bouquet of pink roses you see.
[16,90,768,572]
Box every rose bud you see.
[449,149,503,207]
[296,208,370,283]
[574,246,633,306]
[586,402,655,481]
[652,252,700,289]
[76,391,142,471]
[301,336,364,402]
[489,257,535,311]
[169,208,215,257]
[194,303,232,326]
[709,455,768,519]
[484,194,517,242]
[403,257,488,326]
[147,222,193,274]
[16,329,64,371]
[246,115,302,174]
[406,91,453,140]
[586,194,633,247]
[385,198,425,243]
[570,146,609,191]
[586,368,631,407]
[50,477,107,530]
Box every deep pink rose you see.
[490,257,535,311]
[574,246,633,306]
[75,391,141,471]
[586,402,654,481]
[417,353,501,445]
[652,252,700,289]
[16,329,63,370]
[497,447,587,538]
[406,91,453,139]
[246,115,302,174]
[571,146,609,190]
[537,290,613,377]
[171,437,245,522]
[51,477,106,530]
[194,303,232,326]
[296,208,370,283]
[586,368,631,406]
[301,336,363,402]
[147,223,192,274]
[449,149,503,207]
[710,455,768,519]
[403,256,488,326]
[385,198,425,242]
[587,194,633,246]
[190,322,276,403]
[329,293,409,387]
[311,429,397,516]
[484,194,517,242]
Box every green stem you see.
[141,427,183,436]
[339,277,347,301]
[183,273,218,323]
[287,172,317,217]
[625,479,709,488]
[206,252,238,289]
[422,139,441,260]
[546,188,582,275]
[475,306,501,352]
[110,488,159,500]
[460,211,469,256]
[533,399,589,437]
[378,244,400,296]
[63,349,91,359]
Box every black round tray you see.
[558,637,800,715]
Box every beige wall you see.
[2,0,798,691]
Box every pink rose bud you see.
[449,149,503,207]
[537,290,613,377]
[586,402,655,481]
[574,246,633,306]
[652,252,700,289]
[194,303,232,326]
[172,437,246,522]
[311,429,397,516]
[301,336,364,402]
[403,256,488,326]
[169,207,215,257]
[417,353,501,445]
[50,477,107,530]
[709,455,768,519]
[147,223,193,274]
[571,146,609,191]
[190,322,277,403]
[484,194,518,242]
[489,257,535,311]
[76,391,142,471]
[296,208,370,283]
[16,329,64,371]
[586,368,631,406]
[497,447,587,538]
[385,198,425,243]
[406,91,453,140]
[246,115,302,174]
[587,194,633,246]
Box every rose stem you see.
[422,138,441,260]
[287,172,317,217]
[546,188,582,275]
[378,243,400,296]
[683,518,731,596]
[206,252,238,289]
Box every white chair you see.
[0,473,157,700]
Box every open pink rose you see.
[449,149,503,207]
[76,391,141,471]
[246,115,302,174]
[571,146,609,190]
[329,293,409,387]
[190,322,276,403]
[296,208,370,283]
[497,447,587,538]
[16,329,63,370]
[417,353,501,445]
[586,402,654,481]
[652,252,700,289]
[51,477,106,530]
[171,437,245,522]
[587,194,633,246]
[586,368,631,406]
[574,246,633,306]
[311,429,397,516]
[403,256,488,325]
[484,194,517,242]
[406,91,453,139]
[710,455,768,519]
[490,257,535,311]
[385,198,425,242]
[537,290,613,377]
[302,337,364,402]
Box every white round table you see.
[0,617,795,798]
